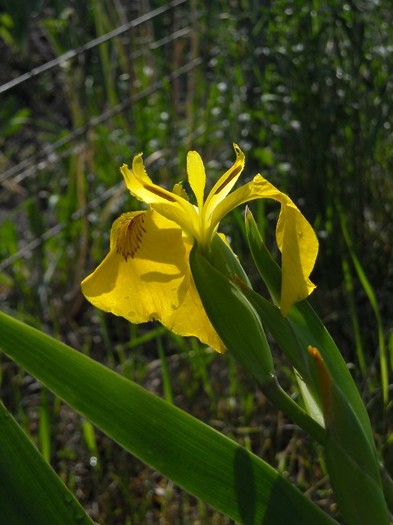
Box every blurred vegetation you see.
[0,0,392,523]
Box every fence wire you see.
[0,0,208,272]
[0,0,187,95]
[1,53,200,187]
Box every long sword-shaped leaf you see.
[0,311,338,525]
[244,209,375,445]
[0,401,94,525]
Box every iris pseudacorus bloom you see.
[81,144,318,353]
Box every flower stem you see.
[262,377,326,445]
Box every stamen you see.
[116,213,146,260]
[144,183,177,202]
[212,165,242,195]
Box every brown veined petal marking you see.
[116,213,146,261]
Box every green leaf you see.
[325,436,389,525]
[209,233,251,285]
[191,243,274,384]
[295,372,324,427]
[321,379,389,525]
[244,207,281,305]
[287,301,375,445]
[245,209,390,522]
[0,401,94,525]
[0,311,338,525]
[244,209,375,447]
[190,245,325,444]
[238,283,317,393]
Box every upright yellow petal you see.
[81,209,224,352]
[204,143,245,221]
[187,151,206,210]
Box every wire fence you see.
[0,0,212,278]
[0,0,188,96]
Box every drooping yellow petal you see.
[121,155,199,240]
[209,174,281,227]
[275,203,317,315]
[209,174,318,314]
[81,209,224,352]
[187,151,206,210]
[82,210,188,323]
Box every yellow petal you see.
[121,154,175,205]
[276,203,318,315]
[81,209,224,352]
[209,174,318,314]
[204,143,245,222]
[82,210,188,322]
[187,151,206,209]
[172,182,190,201]
[121,156,199,240]
[209,174,280,227]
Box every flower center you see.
[116,213,146,260]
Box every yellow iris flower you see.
[81,144,318,353]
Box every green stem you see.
[262,377,326,445]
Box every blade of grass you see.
[341,256,367,376]
[81,418,98,457]
[341,214,389,405]
[157,336,174,404]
